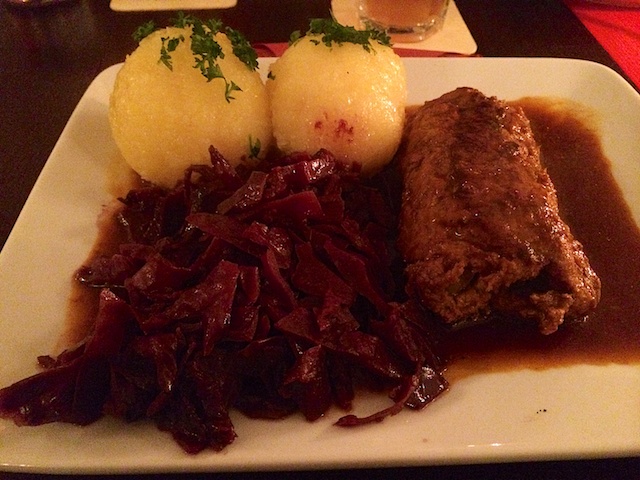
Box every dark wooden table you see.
[1,0,639,478]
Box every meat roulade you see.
[397,87,600,334]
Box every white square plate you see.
[1,58,639,474]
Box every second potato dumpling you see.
[267,22,407,175]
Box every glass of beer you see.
[358,0,450,43]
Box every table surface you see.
[1,0,639,478]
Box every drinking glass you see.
[358,0,450,42]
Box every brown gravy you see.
[64,97,640,380]
[59,200,128,351]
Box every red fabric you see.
[564,0,640,88]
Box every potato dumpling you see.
[267,30,407,175]
[109,26,272,188]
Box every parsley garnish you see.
[159,35,184,70]
[248,136,261,159]
[288,29,302,45]
[189,25,225,79]
[290,18,391,52]
[226,27,259,71]
[172,12,199,29]
[132,14,259,103]
[133,20,156,42]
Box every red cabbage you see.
[0,148,448,453]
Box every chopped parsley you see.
[226,27,259,71]
[133,20,156,43]
[290,18,391,52]
[248,136,261,159]
[159,35,184,70]
[132,14,259,102]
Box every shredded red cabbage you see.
[0,147,447,454]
